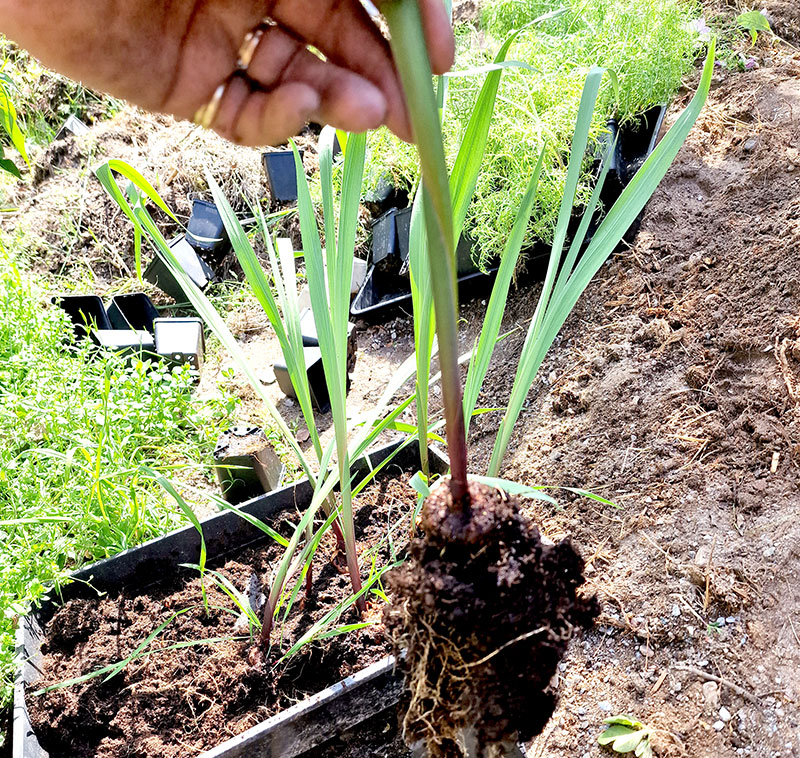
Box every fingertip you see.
[420,0,455,74]
[315,76,388,133]
[386,109,413,143]
[225,82,321,147]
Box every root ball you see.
[386,481,596,757]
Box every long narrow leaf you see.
[488,42,715,475]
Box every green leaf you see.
[468,475,558,504]
[603,715,643,728]
[105,160,177,221]
[0,157,21,178]
[612,730,649,753]
[488,41,716,476]
[463,147,545,435]
[0,81,27,164]
[736,10,771,44]
[598,724,636,746]
[562,487,619,508]
[409,471,431,498]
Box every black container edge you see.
[14,438,449,758]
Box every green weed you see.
[0,245,236,709]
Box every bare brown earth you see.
[495,34,800,758]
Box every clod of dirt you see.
[386,481,596,758]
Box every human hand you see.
[0,0,454,145]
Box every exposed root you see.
[386,481,596,758]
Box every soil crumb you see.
[386,481,596,757]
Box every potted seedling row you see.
[14,439,450,758]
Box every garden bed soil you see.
[27,475,418,758]
[478,30,800,758]
[7,4,800,757]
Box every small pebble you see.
[713,720,726,732]
[598,701,613,713]
[720,707,732,722]
[672,604,681,617]
[762,545,776,558]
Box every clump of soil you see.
[27,476,417,758]
[386,481,596,757]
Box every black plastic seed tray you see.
[263,149,304,205]
[144,235,215,303]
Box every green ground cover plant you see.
[367,0,703,268]
[0,246,236,715]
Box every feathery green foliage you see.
[367,0,702,268]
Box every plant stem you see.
[383,0,469,506]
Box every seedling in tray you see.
[381,1,715,755]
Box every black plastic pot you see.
[592,104,669,244]
[51,294,112,341]
[106,293,160,333]
[274,346,330,412]
[364,176,409,217]
[351,235,494,322]
[143,235,215,303]
[350,265,496,321]
[213,426,286,504]
[371,209,399,268]
[153,317,205,372]
[186,199,231,266]
[394,207,412,266]
[297,308,357,374]
[263,149,304,205]
[54,115,89,141]
[89,329,157,361]
[14,439,448,758]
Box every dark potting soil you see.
[27,474,418,758]
[386,482,596,758]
